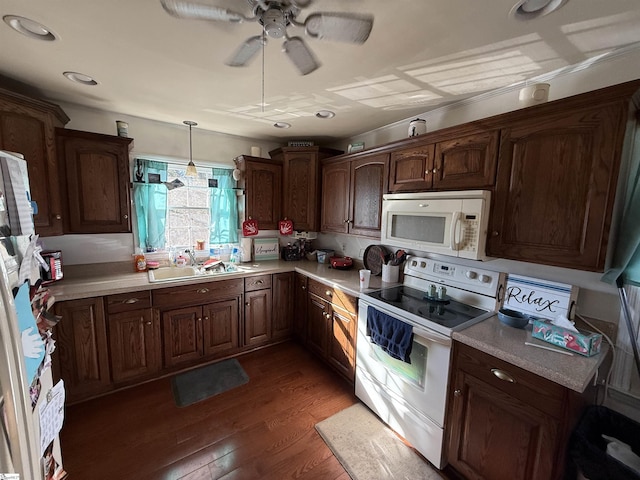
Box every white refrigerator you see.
[0,150,65,479]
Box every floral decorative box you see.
[531,319,602,356]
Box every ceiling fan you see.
[160,0,374,75]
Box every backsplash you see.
[41,230,620,323]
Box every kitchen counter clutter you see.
[453,315,609,393]
[47,259,387,302]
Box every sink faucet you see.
[185,249,197,266]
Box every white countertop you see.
[47,259,390,301]
[453,316,609,393]
[47,260,605,393]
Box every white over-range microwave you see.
[380,190,491,260]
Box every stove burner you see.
[366,285,489,330]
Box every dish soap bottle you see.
[134,249,147,272]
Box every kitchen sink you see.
[148,266,199,282]
[147,264,256,283]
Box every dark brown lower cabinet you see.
[162,298,242,368]
[108,308,161,383]
[293,272,308,342]
[244,289,272,346]
[305,278,357,383]
[447,342,584,480]
[272,272,294,340]
[54,297,111,403]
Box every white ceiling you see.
[2,0,640,142]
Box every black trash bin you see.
[567,405,640,480]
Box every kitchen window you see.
[133,159,238,252]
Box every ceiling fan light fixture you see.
[315,110,335,119]
[274,122,291,129]
[261,6,287,39]
[183,120,198,177]
[511,0,569,20]
[3,15,57,41]
[63,71,98,86]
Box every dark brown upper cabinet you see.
[56,128,133,233]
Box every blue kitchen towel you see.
[366,307,414,363]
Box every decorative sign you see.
[253,237,279,261]
[279,218,293,236]
[503,274,579,320]
[242,217,259,236]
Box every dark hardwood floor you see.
[61,341,455,479]
[61,342,356,480]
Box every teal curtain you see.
[209,168,239,244]
[602,133,640,286]
[133,160,168,250]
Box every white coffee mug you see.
[359,269,371,290]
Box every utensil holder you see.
[381,264,399,283]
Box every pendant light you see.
[184,120,198,177]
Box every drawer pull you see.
[491,368,516,383]
[122,298,139,304]
[196,288,210,294]
[325,290,332,297]
[454,389,462,397]
[145,321,152,326]
[301,285,306,290]
[255,280,264,285]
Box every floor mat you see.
[171,358,249,407]
[315,403,443,480]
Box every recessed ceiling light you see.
[510,0,569,20]
[315,110,336,119]
[63,71,98,86]
[3,15,57,41]
[274,122,291,129]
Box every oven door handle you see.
[412,325,451,347]
[450,211,463,251]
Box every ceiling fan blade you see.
[225,36,264,67]
[282,37,320,75]
[304,12,373,44]
[160,0,246,22]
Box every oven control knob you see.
[479,274,491,283]
[465,271,478,280]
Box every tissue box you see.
[531,319,603,356]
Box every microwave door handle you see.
[450,211,463,251]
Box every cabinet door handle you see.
[145,321,152,326]
[325,290,332,297]
[124,214,128,219]
[55,214,62,220]
[123,298,139,304]
[198,317,202,322]
[343,219,349,223]
[491,368,516,383]
[245,302,250,306]
[301,285,306,290]
[432,167,437,174]
[424,170,430,176]
[492,231,500,237]
[197,288,210,294]
[203,316,209,321]
[453,389,462,397]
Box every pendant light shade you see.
[184,120,198,177]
